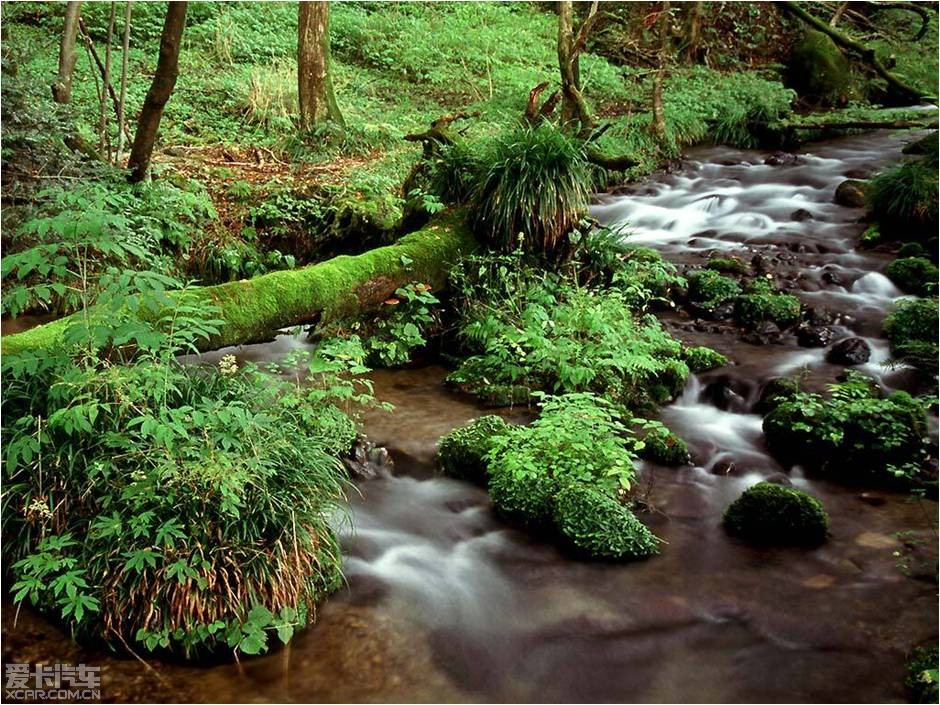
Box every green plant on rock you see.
[906,646,939,704]
[610,246,687,310]
[723,481,829,546]
[884,297,939,371]
[786,30,857,107]
[734,277,801,329]
[437,415,510,484]
[2,271,377,658]
[553,483,660,560]
[639,425,691,466]
[885,256,939,297]
[705,256,750,275]
[364,282,440,367]
[687,269,741,311]
[683,346,728,372]
[762,372,931,487]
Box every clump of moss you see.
[905,646,939,704]
[859,224,882,246]
[885,257,938,297]
[763,373,930,485]
[734,278,801,329]
[723,481,829,546]
[553,483,660,560]
[706,256,750,275]
[683,345,728,372]
[687,269,741,310]
[640,426,691,466]
[787,30,856,107]
[884,297,939,371]
[437,415,510,484]
[899,242,926,258]
[755,377,800,414]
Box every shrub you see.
[723,482,829,546]
[639,426,691,466]
[470,124,592,258]
[684,345,728,372]
[867,158,939,238]
[437,415,510,484]
[2,275,375,658]
[885,257,939,297]
[610,246,687,309]
[884,297,939,371]
[763,373,930,485]
[363,283,440,367]
[687,269,741,310]
[906,646,939,704]
[553,483,659,559]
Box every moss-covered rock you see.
[763,374,930,484]
[885,257,938,297]
[437,415,510,484]
[683,345,728,372]
[755,377,800,414]
[859,224,882,246]
[687,269,741,311]
[705,256,750,275]
[884,297,939,371]
[734,289,801,329]
[553,483,660,559]
[723,481,829,546]
[898,242,926,258]
[640,427,691,466]
[905,646,939,704]
[787,30,856,107]
[834,179,868,208]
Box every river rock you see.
[743,320,782,345]
[797,325,835,348]
[805,305,836,326]
[821,269,844,287]
[345,437,394,479]
[791,208,813,222]
[765,152,800,166]
[834,179,868,207]
[826,337,871,365]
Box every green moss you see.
[705,256,750,275]
[787,30,856,106]
[437,415,509,484]
[905,646,939,704]
[734,279,801,329]
[683,345,728,372]
[884,297,939,371]
[723,481,829,546]
[755,377,800,414]
[553,483,660,560]
[1,210,477,356]
[885,257,938,297]
[898,242,926,258]
[687,269,741,310]
[640,427,691,466]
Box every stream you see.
[3,130,937,703]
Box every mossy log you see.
[1,210,476,356]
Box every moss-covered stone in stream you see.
[437,415,509,484]
[885,257,939,297]
[639,427,691,466]
[884,297,940,371]
[0,210,477,356]
[705,256,750,275]
[762,373,931,486]
[687,269,741,311]
[683,345,728,372]
[786,30,856,107]
[723,481,829,547]
[755,377,800,414]
[734,277,801,329]
[553,483,660,560]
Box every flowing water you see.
[3,131,937,703]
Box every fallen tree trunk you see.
[1,210,476,357]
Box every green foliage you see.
[437,415,510,484]
[868,157,939,238]
[639,426,691,466]
[683,346,728,372]
[885,257,939,297]
[2,269,377,657]
[363,283,440,367]
[756,377,801,414]
[763,372,931,486]
[469,124,592,258]
[723,482,829,547]
[906,646,939,704]
[733,282,802,329]
[553,483,659,560]
[609,246,687,310]
[787,30,856,107]
[884,297,939,371]
[705,256,750,275]
[687,269,741,310]
[898,242,926,258]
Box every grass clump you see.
[2,275,377,658]
[884,297,939,371]
[723,482,829,546]
[885,257,938,297]
[762,372,931,486]
[437,415,510,484]
[867,156,939,240]
[683,346,728,372]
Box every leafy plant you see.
[364,283,441,367]
[884,297,939,371]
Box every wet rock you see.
[345,437,394,479]
[764,472,793,486]
[834,179,868,207]
[765,152,800,166]
[797,325,835,348]
[858,491,888,507]
[826,337,871,366]
[821,269,844,287]
[843,167,872,180]
[755,377,800,414]
[743,320,782,345]
[791,208,813,222]
[751,253,771,274]
[710,459,735,476]
[806,305,836,326]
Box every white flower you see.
[219,354,238,376]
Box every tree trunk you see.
[1,211,476,357]
[127,1,187,183]
[557,0,598,138]
[52,1,82,103]
[683,1,703,63]
[297,1,344,131]
[650,2,670,140]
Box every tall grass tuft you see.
[470,125,592,258]
[868,150,939,237]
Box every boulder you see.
[826,337,871,365]
[834,179,868,208]
[797,325,834,348]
